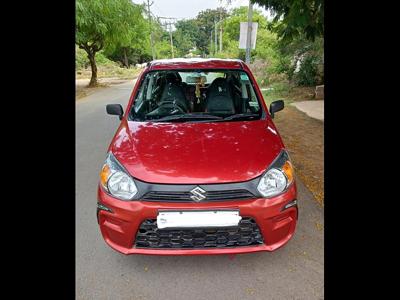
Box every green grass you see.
[260,79,316,107]
[261,81,294,107]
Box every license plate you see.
[156,210,242,229]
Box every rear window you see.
[130,69,263,122]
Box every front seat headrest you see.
[206,77,235,115]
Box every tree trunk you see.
[123,48,129,68]
[87,51,98,87]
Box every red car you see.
[97,58,298,255]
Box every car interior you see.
[131,70,261,121]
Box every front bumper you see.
[97,183,298,255]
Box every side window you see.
[133,77,147,113]
[240,73,260,112]
[133,73,159,114]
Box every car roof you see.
[147,58,246,71]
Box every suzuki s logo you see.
[190,186,207,202]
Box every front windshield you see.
[130,69,263,122]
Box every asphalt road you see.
[76,81,324,300]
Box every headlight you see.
[99,153,138,200]
[257,150,294,198]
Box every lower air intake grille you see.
[134,217,264,249]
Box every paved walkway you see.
[291,100,324,121]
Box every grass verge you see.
[76,64,142,80]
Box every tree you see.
[76,0,144,86]
[252,0,324,43]
[195,8,229,55]
[103,7,150,67]
[174,19,198,57]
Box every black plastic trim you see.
[134,217,264,249]
[281,199,298,212]
[132,176,263,201]
[97,202,113,224]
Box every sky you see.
[131,0,271,20]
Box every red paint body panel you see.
[149,58,244,71]
[111,119,283,184]
[98,59,297,255]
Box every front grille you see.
[134,217,264,249]
[141,189,256,202]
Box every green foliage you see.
[195,8,229,54]
[76,45,119,71]
[293,55,316,85]
[155,40,176,59]
[96,51,115,65]
[219,2,324,87]
[277,35,323,86]
[253,0,324,43]
[102,3,149,66]
[76,0,143,51]
[223,7,267,41]
[174,19,198,57]
[76,0,147,84]
[261,81,292,106]
[76,46,89,69]
[75,0,324,88]
[217,7,282,84]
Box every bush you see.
[293,54,319,86]
[76,46,89,70]
[249,58,269,86]
[76,47,117,70]
[249,58,289,86]
[95,52,117,66]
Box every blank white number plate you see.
[157,210,242,229]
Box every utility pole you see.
[161,22,174,59]
[168,23,174,58]
[219,21,223,52]
[158,17,177,59]
[219,9,223,52]
[245,0,253,64]
[214,20,218,56]
[210,30,213,57]
[146,0,155,60]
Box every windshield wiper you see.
[150,114,223,122]
[222,113,261,121]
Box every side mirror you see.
[106,104,124,120]
[269,100,284,118]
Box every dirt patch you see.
[273,105,324,205]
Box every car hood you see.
[110,120,284,184]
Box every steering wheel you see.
[158,100,187,114]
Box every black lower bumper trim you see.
[134,217,264,249]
